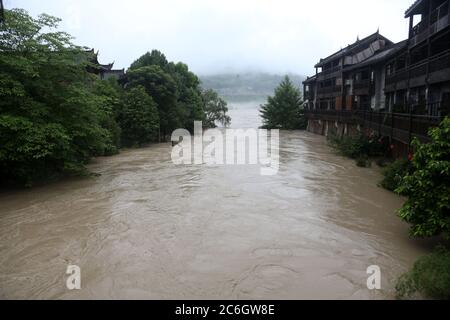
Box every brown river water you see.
[0,102,430,299]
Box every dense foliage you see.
[396,246,450,300]
[0,9,229,187]
[127,50,225,134]
[117,86,159,147]
[327,131,388,167]
[202,89,231,128]
[0,9,119,185]
[260,76,306,130]
[380,159,412,192]
[396,117,450,239]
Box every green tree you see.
[0,9,118,186]
[167,62,205,131]
[118,86,159,147]
[126,65,180,139]
[92,78,123,155]
[260,76,306,130]
[127,53,218,134]
[129,50,168,70]
[396,117,450,239]
[202,89,231,128]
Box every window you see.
[395,56,406,71]
[330,99,336,110]
[386,64,393,76]
[361,70,370,80]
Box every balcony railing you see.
[353,79,372,90]
[321,65,341,75]
[305,109,442,144]
[410,2,449,48]
[429,49,450,73]
[409,61,427,78]
[385,50,450,86]
[431,1,449,24]
[304,90,315,100]
[386,69,408,86]
[317,85,342,95]
[411,17,430,38]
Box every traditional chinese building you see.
[386,0,450,116]
[303,32,395,112]
[303,0,450,155]
[85,49,125,81]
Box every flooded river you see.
[0,102,429,299]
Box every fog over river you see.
[0,101,429,299]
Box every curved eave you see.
[303,76,317,85]
[405,0,425,18]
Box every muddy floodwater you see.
[0,103,429,299]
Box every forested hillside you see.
[200,73,305,102]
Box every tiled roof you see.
[314,32,393,68]
[345,40,408,71]
[303,75,317,84]
[405,0,424,17]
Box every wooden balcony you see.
[409,2,449,48]
[429,49,450,73]
[305,109,441,144]
[385,50,450,87]
[353,79,372,90]
[385,69,408,86]
[317,85,342,96]
[322,65,342,75]
[304,90,315,101]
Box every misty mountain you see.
[199,72,305,102]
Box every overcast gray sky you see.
[7,0,415,75]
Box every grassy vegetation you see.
[396,246,450,300]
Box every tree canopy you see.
[0,9,119,185]
[127,50,231,134]
[0,9,230,186]
[118,86,160,147]
[202,89,231,128]
[260,76,306,130]
[396,117,450,239]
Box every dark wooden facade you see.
[303,0,450,152]
[386,0,450,116]
[304,32,394,112]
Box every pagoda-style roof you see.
[405,0,427,17]
[99,63,114,71]
[85,48,116,72]
[344,40,408,71]
[303,75,317,84]
[315,32,393,68]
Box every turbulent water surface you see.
[0,102,428,299]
